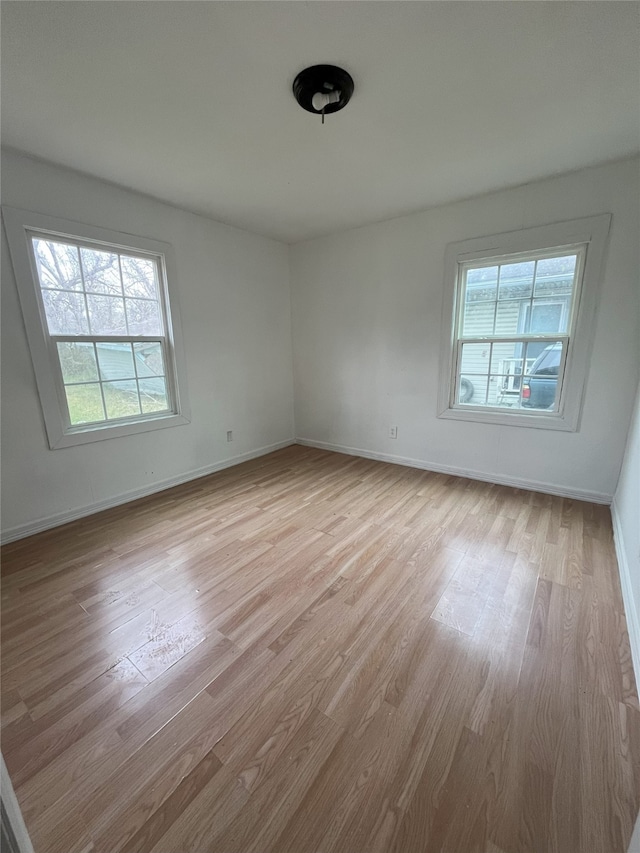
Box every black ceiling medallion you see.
[292,65,354,124]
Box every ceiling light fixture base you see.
[292,65,354,119]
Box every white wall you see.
[1,150,294,540]
[291,158,639,502]
[613,382,640,690]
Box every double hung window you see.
[454,249,582,411]
[438,216,611,431]
[3,208,190,448]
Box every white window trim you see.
[437,215,611,431]
[2,206,191,448]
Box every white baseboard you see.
[295,437,613,504]
[0,439,295,544]
[611,499,640,696]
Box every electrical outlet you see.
[226,430,233,442]
[389,426,398,439]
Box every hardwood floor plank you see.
[148,766,250,853]
[28,809,95,853]
[115,749,222,853]
[548,705,582,853]
[431,553,499,636]
[15,636,237,829]
[79,691,221,833]
[126,612,207,682]
[2,445,638,853]
[272,703,399,853]
[212,708,342,853]
[4,659,148,788]
[516,761,555,853]
[384,648,494,853]
[579,695,640,853]
[468,553,538,736]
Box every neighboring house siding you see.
[461,301,522,405]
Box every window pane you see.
[80,248,122,295]
[465,266,498,303]
[494,300,522,336]
[65,383,105,425]
[139,378,169,413]
[457,339,567,410]
[33,239,82,291]
[523,339,549,364]
[534,255,577,298]
[103,381,141,419]
[459,374,486,405]
[134,342,165,377]
[126,298,162,335]
[498,261,534,301]
[462,301,495,337]
[527,301,565,334]
[525,341,563,376]
[121,256,158,300]
[488,376,523,408]
[57,342,99,383]
[460,342,490,375]
[41,290,89,334]
[96,343,135,381]
[521,341,562,411]
[86,294,127,334]
[490,342,524,376]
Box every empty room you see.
[1,2,639,852]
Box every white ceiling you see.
[2,2,638,243]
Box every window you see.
[455,250,580,411]
[3,208,190,448]
[438,216,611,431]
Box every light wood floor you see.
[2,445,639,853]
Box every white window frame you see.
[3,207,191,448]
[437,215,611,431]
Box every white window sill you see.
[50,412,190,449]
[438,405,576,431]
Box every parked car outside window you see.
[521,342,562,409]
